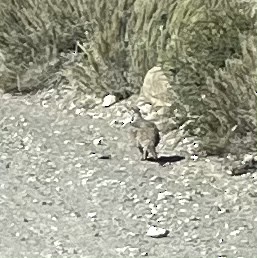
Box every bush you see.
[161,0,257,154]
[0,0,256,154]
[63,0,179,98]
[0,0,92,92]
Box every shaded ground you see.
[0,92,256,258]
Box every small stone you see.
[87,212,97,218]
[121,117,132,126]
[68,102,76,110]
[243,154,253,164]
[81,179,88,185]
[75,163,82,168]
[191,155,198,161]
[155,184,163,190]
[102,94,116,107]
[76,142,86,146]
[157,191,173,201]
[138,103,152,114]
[184,218,190,223]
[75,108,82,115]
[151,208,158,215]
[51,226,58,231]
[93,137,103,146]
[53,240,61,247]
[230,230,240,236]
[146,226,169,238]
[218,208,229,214]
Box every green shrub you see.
[162,0,257,154]
[0,0,256,155]
[64,0,140,99]
[0,0,92,92]
[65,0,179,98]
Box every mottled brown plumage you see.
[129,107,160,161]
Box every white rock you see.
[102,94,116,107]
[243,154,253,164]
[68,102,76,110]
[138,103,152,114]
[75,163,82,168]
[87,212,97,218]
[191,155,199,161]
[157,191,173,201]
[75,108,82,115]
[146,226,169,238]
[140,66,172,107]
[116,247,129,254]
[230,230,240,236]
[93,137,103,146]
[81,178,88,185]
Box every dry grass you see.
[0,0,256,154]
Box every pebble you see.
[81,178,88,185]
[87,212,97,218]
[146,226,169,238]
[243,154,254,163]
[102,94,116,107]
[230,230,240,236]
[138,103,152,114]
[157,191,173,201]
[191,155,199,161]
[93,137,103,146]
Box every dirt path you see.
[0,93,256,257]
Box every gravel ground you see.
[0,92,256,258]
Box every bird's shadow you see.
[148,155,185,166]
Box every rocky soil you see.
[0,91,256,258]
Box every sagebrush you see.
[0,0,256,154]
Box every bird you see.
[129,107,160,161]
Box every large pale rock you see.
[139,66,172,107]
[135,66,177,132]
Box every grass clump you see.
[0,0,256,155]
[0,0,92,92]
[161,0,257,154]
